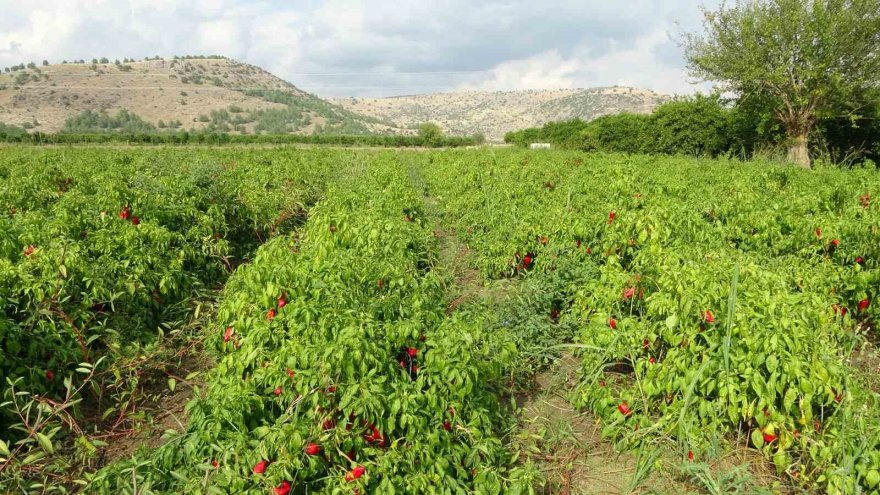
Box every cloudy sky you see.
[0,0,719,97]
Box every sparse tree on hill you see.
[42,60,49,66]
[684,0,880,168]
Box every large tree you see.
[684,0,880,168]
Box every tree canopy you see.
[684,0,880,168]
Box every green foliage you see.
[418,122,444,145]
[85,155,536,494]
[0,148,340,492]
[62,109,158,134]
[684,0,880,166]
[581,114,651,154]
[506,94,879,164]
[505,119,590,149]
[418,148,880,494]
[0,122,28,141]
[650,94,732,156]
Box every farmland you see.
[0,147,878,494]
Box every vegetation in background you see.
[506,94,879,166]
[683,0,880,168]
[62,109,158,134]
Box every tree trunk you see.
[787,133,811,169]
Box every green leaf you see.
[0,438,9,457]
[168,378,177,392]
[750,429,764,449]
[36,432,54,454]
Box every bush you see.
[649,94,733,157]
[581,113,651,154]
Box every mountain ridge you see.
[1,57,669,139]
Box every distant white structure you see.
[529,143,552,150]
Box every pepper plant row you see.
[0,147,338,487]
[419,149,879,494]
[87,154,537,494]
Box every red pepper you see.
[345,466,366,482]
[305,443,321,456]
[273,480,291,495]
[253,460,269,474]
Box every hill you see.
[0,57,400,135]
[331,87,670,141]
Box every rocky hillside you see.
[332,87,670,141]
[0,57,400,134]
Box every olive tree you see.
[684,0,880,168]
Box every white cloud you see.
[0,0,720,96]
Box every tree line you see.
[505,94,879,166]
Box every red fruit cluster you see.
[831,239,840,247]
[274,386,283,396]
[363,423,386,447]
[305,442,321,456]
[687,450,695,461]
[45,370,54,381]
[609,317,617,330]
[223,327,233,343]
[617,401,632,417]
[398,347,421,380]
[266,292,288,321]
[608,211,617,224]
[119,206,140,225]
[623,286,636,300]
[815,228,822,239]
[704,310,715,324]
[858,299,870,312]
[832,304,848,317]
[23,245,36,257]
[859,193,870,208]
[762,431,777,443]
[211,459,219,468]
